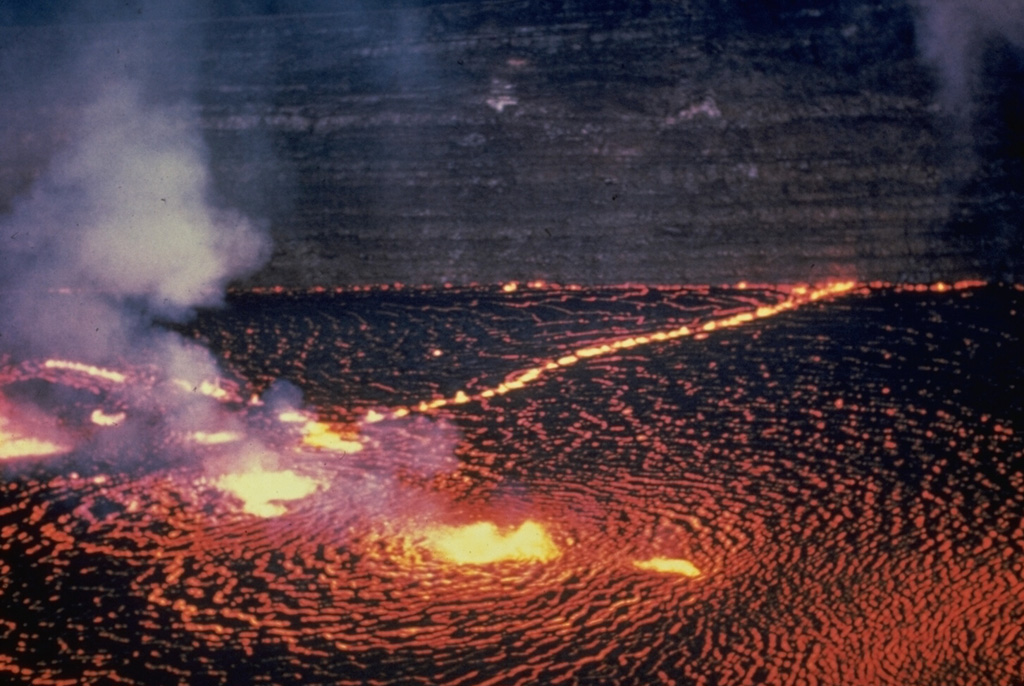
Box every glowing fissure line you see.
[378,281,862,421]
[43,359,126,384]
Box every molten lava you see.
[0,395,70,459]
[1,280,1018,686]
[0,424,68,459]
[190,430,244,445]
[43,359,127,384]
[299,421,364,453]
[90,409,126,427]
[634,557,702,577]
[212,465,323,517]
[423,520,560,564]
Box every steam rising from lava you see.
[0,66,267,360]
[0,6,273,487]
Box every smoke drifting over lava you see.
[0,2,283,494]
[0,3,474,531]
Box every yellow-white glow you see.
[43,359,126,383]
[300,421,363,453]
[424,520,560,565]
[0,416,69,459]
[173,379,229,400]
[633,557,702,577]
[214,467,322,518]
[0,431,69,459]
[190,430,243,445]
[90,409,126,427]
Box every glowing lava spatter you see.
[634,557,702,577]
[190,430,243,446]
[213,466,324,518]
[90,409,126,427]
[0,395,70,459]
[278,410,364,453]
[299,421,364,453]
[423,520,560,565]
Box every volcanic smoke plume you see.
[0,5,271,467]
[913,0,1024,117]
[0,21,267,362]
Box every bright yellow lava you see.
[299,421,363,453]
[0,429,68,459]
[190,430,243,445]
[633,557,702,578]
[213,467,322,517]
[90,409,126,427]
[424,520,560,565]
[43,359,126,383]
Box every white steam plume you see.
[913,0,1024,117]
[0,9,271,470]
[0,14,267,365]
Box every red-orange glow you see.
[633,557,702,578]
[502,282,519,293]
[423,520,560,565]
[0,396,70,459]
[0,278,1014,685]
[43,359,126,384]
[868,279,987,292]
[380,280,863,419]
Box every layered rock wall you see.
[2,1,1021,286]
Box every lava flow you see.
[0,280,1021,686]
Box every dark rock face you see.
[1,1,1022,286]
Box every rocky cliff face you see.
[2,1,1021,286]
